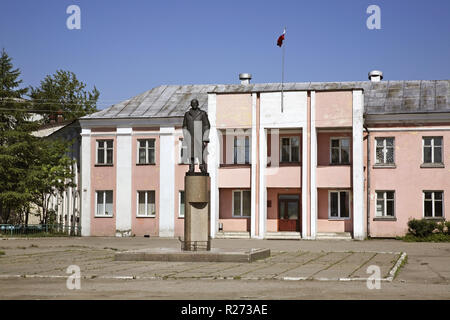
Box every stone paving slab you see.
[351,253,400,278]
[0,246,403,282]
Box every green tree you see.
[0,48,37,224]
[26,138,75,225]
[30,69,99,123]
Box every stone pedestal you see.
[183,173,210,251]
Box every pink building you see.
[79,73,450,239]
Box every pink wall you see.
[266,167,302,188]
[216,94,252,128]
[219,188,250,232]
[316,166,351,188]
[218,167,251,188]
[315,91,353,128]
[317,188,353,233]
[131,133,159,236]
[369,130,450,237]
[90,135,116,236]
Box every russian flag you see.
[277,28,286,47]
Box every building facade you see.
[79,76,450,239]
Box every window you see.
[137,139,155,164]
[97,140,113,165]
[375,137,395,164]
[329,191,350,219]
[423,137,443,164]
[232,190,251,217]
[330,138,350,164]
[179,191,185,217]
[137,191,155,217]
[234,136,250,164]
[424,191,443,218]
[376,191,395,217]
[280,137,300,163]
[96,191,113,216]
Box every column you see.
[116,127,132,237]
[352,89,366,240]
[80,128,91,236]
[159,126,175,237]
[310,91,317,239]
[207,93,220,238]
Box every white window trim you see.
[423,191,444,218]
[375,137,395,164]
[233,135,251,164]
[232,190,251,218]
[136,190,156,218]
[179,190,185,218]
[328,190,351,220]
[96,140,113,165]
[329,137,351,165]
[375,190,396,217]
[422,136,443,164]
[280,136,301,163]
[137,139,155,164]
[94,190,113,217]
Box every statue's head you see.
[190,99,199,110]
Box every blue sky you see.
[1,0,449,110]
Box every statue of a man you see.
[182,99,210,173]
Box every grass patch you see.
[399,234,450,242]
[0,251,5,256]
[393,255,408,280]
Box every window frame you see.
[280,136,301,163]
[136,190,156,218]
[423,191,444,218]
[95,190,113,217]
[137,139,156,165]
[375,137,395,165]
[232,190,251,218]
[422,136,443,165]
[179,190,185,218]
[233,135,250,165]
[329,137,351,165]
[375,190,396,218]
[96,140,114,165]
[328,190,351,220]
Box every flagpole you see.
[281,43,285,112]
[281,27,286,113]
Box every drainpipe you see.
[363,122,370,238]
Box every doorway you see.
[278,194,300,232]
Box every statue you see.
[182,99,210,174]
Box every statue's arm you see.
[202,112,210,143]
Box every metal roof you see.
[82,80,450,120]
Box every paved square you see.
[0,237,449,299]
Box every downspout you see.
[363,122,370,238]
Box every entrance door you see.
[278,194,300,231]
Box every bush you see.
[407,219,437,237]
[402,233,450,242]
[445,221,450,235]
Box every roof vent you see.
[239,73,252,85]
[368,70,383,82]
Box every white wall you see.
[352,90,366,240]
[80,128,91,236]
[159,126,175,237]
[115,127,132,237]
